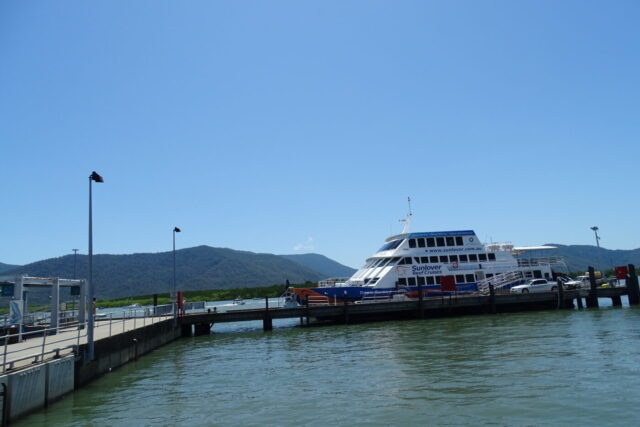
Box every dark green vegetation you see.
[0,246,354,300]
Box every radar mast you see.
[399,196,413,234]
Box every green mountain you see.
[280,253,356,278]
[0,262,20,273]
[1,246,326,300]
[547,244,640,273]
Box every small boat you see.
[233,297,245,305]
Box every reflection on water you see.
[17,298,640,426]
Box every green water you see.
[18,300,640,426]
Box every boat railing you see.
[360,289,407,303]
[517,257,565,267]
[307,295,331,306]
[317,278,351,288]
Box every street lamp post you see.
[590,226,600,250]
[173,227,181,316]
[590,226,602,276]
[87,171,103,362]
[72,249,79,279]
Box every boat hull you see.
[291,283,479,304]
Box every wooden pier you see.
[179,285,633,336]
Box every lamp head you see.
[90,171,104,183]
[174,227,181,233]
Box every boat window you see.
[398,277,407,286]
[455,236,464,246]
[449,255,458,263]
[469,254,478,262]
[456,275,465,283]
[488,253,496,261]
[446,236,455,246]
[397,258,405,265]
[421,257,430,264]
[525,271,533,278]
[408,277,416,286]
[409,239,417,248]
[370,277,379,284]
[439,255,448,263]
[459,254,468,263]
[435,275,442,284]
[417,276,425,286]
[378,239,403,251]
[426,238,436,247]
[487,273,493,279]
[364,278,371,284]
[479,253,487,262]
[430,256,439,263]
[534,270,542,279]
[414,257,421,264]
[436,237,445,247]
[465,274,475,282]
[403,257,413,265]
[417,238,426,248]
[426,276,435,285]
[389,257,401,265]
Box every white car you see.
[510,279,558,294]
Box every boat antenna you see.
[399,196,413,234]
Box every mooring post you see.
[586,266,599,308]
[557,281,564,309]
[263,296,272,331]
[417,281,424,318]
[576,294,584,309]
[489,284,496,314]
[627,264,640,305]
[305,295,310,326]
[343,295,349,325]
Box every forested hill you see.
[0,262,20,273]
[1,246,327,300]
[548,244,640,272]
[280,253,356,278]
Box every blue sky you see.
[1,1,639,269]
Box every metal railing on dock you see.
[0,303,175,373]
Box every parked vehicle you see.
[510,279,558,294]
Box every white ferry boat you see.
[291,227,566,304]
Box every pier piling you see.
[418,282,424,318]
[263,297,272,331]
[586,266,599,308]
[343,298,349,325]
[627,264,640,306]
[557,282,564,309]
[489,284,496,314]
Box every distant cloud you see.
[293,237,315,252]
